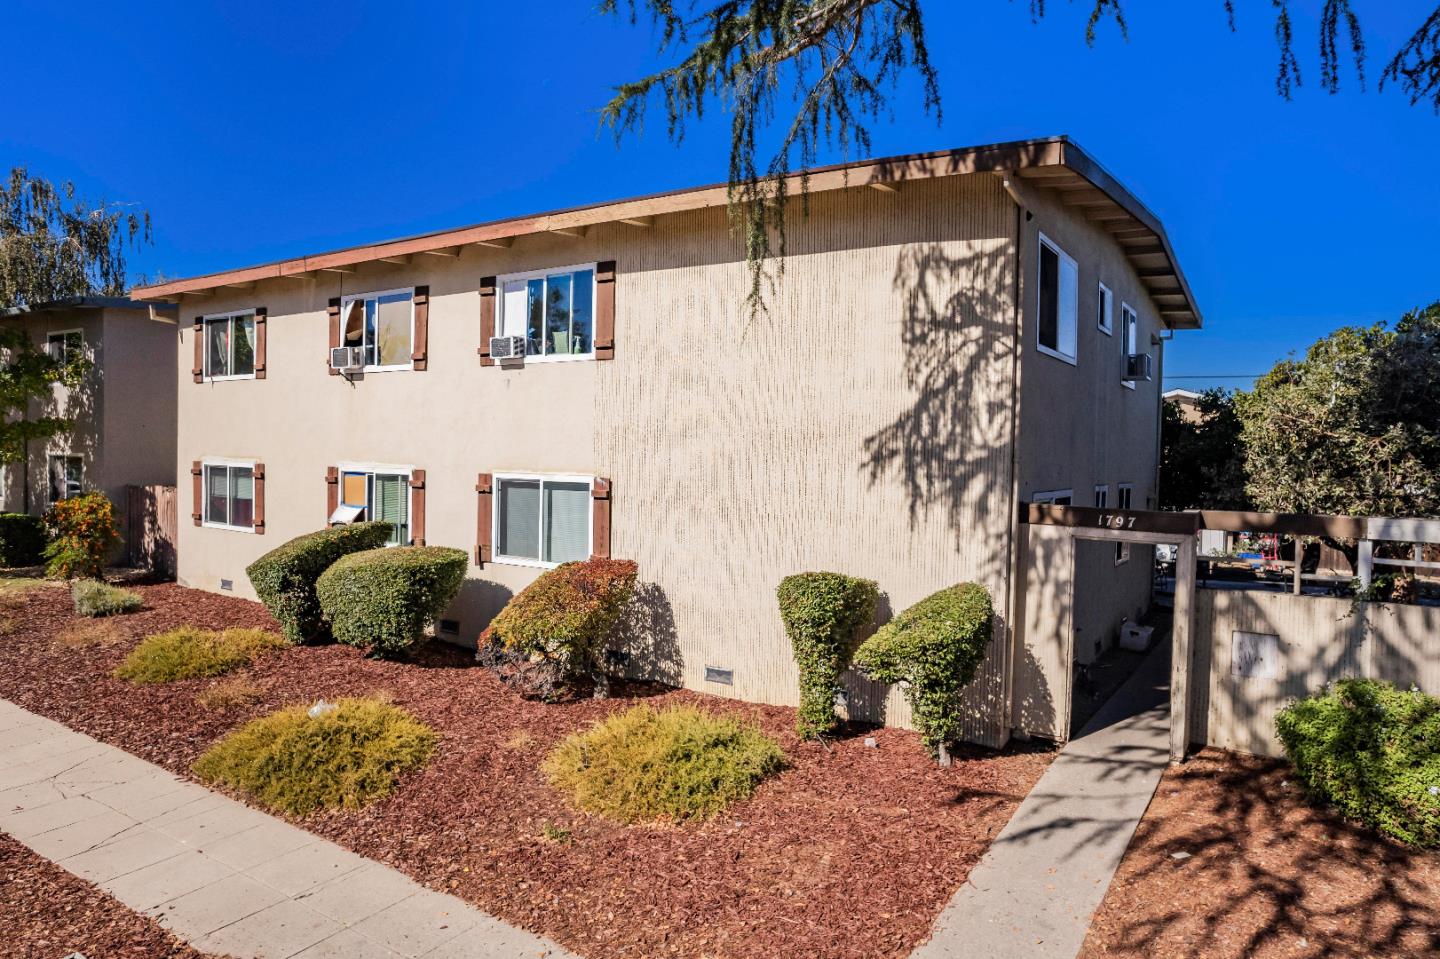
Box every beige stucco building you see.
[133,137,1201,746]
[0,297,178,522]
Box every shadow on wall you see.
[614,581,683,686]
[455,577,514,649]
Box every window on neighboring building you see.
[1115,484,1134,563]
[203,311,256,379]
[1097,282,1112,335]
[46,330,84,365]
[341,290,413,369]
[1037,234,1078,363]
[203,461,255,531]
[1094,485,1109,508]
[331,467,411,545]
[1032,489,1073,506]
[1120,303,1139,390]
[498,266,595,360]
[47,455,81,503]
[494,473,592,566]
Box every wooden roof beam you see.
[420,246,462,258]
[473,237,515,248]
[548,226,588,239]
[377,254,412,265]
[618,216,655,227]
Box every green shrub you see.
[193,697,436,816]
[1275,678,1440,847]
[245,522,394,643]
[542,705,785,823]
[0,513,47,567]
[853,583,994,758]
[71,579,142,617]
[482,558,638,694]
[776,571,879,739]
[44,492,120,579]
[315,546,467,657]
[114,626,287,684]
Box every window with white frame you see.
[1094,485,1109,508]
[46,330,84,365]
[1120,303,1139,389]
[48,455,81,503]
[1115,484,1134,563]
[494,473,592,566]
[1097,282,1113,335]
[1037,234,1078,363]
[332,466,411,545]
[203,310,256,379]
[340,290,413,370]
[498,266,595,360]
[204,461,256,531]
[1032,489,1073,506]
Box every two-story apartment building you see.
[0,296,177,520]
[132,136,1201,746]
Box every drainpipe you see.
[1154,329,1172,510]
[996,172,1027,747]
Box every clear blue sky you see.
[5,1,1437,391]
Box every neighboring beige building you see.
[0,297,178,521]
[1164,387,1204,423]
[132,136,1202,746]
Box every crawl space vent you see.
[704,665,734,686]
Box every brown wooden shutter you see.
[411,286,429,371]
[327,298,342,375]
[253,463,266,534]
[192,319,204,383]
[409,470,426,545]
[191,461,203,525]
[475,472,493,565]
[591,477,611,559]
[595,261,616,361]
[478,276,496,366]
[326,466,339,520]
[253,308,268,380]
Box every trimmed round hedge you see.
[246,522,393,643]
[854,582,994,758]
[316,545,467,657]
[0,513,47,567]
[1276,678,1440,848]
[776,571,879,739]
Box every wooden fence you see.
[124,484,177,578]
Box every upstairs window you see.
[1032,489,1073,506]
[1037,234,1078,363]
[1120,304,1139,389]
[46,330,84,365]
[1115,484,1134,562]
[341,290,413,370]
[498,266,595,360]
[48,455,81,503]
[1097,282,1113,335]
[335,467,410,545]
[204,311,256,379]
[204,461,255,531]
[494,473,592,566]
[1094,485,1109,508]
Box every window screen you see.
[498,478,541,560]
[374,474,409,545]
[1038,237,1077,359]
[543,481,590,563]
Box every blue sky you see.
[5,1,1437,390]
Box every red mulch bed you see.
[1080,749,1440,959]
[0,832,226,959]
[0,582,1052,959]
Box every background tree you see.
[602,1,1440,311]
[1159,388,1249,512]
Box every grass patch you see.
[542,705,786,824]
[54,619,128,649]
[539,822,573,844]
[72,580,143,617]
[196,675,265,711]
[193,697,436,816]
[114,627,287,684]
[502,730,535,751]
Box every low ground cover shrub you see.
[53,619,127,649]
[315,546,467,657]
[246,522,393,643]
[193,697,436,816]
[114,626,287,684]
[1276,678,1440,847]
[0,513,47,567]
[44,492,119,579]
[71,579,142,617]
[854,582,994,759]
[481,558,638,698]
[776,571,879,739]
[195,675,265,711]
[543,704,785,823]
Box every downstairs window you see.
[494,473,592,566]
[334,468,410,545]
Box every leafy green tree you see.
[602,1,1439,311]
[1159,388,1249,512]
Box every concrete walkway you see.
[913,640,1172,959]
[0,698,573,959]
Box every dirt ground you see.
[1080,749,1440,959]
[0,832,225,959]
[0,581,1052,959]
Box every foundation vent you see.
[704,665,734,686]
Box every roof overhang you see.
[130,136,1201,329]
[0,296,177,321]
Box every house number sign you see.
[1096,513,1137,530]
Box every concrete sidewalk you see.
[913,640,1172,959]
[0,698,573,959]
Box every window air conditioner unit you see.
[489,335,527,361]
[330,346,365,371]
[1123,353,1152,382]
